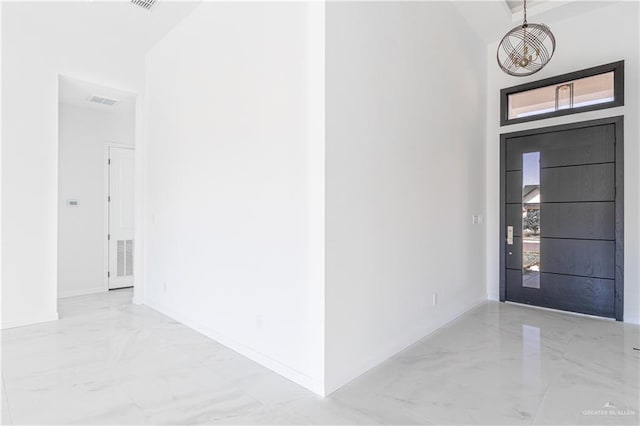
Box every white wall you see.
[1,3,144,328]
[485,1,640,324]
[325,2,488,394]
[1,1,198,328]
[143,2,325,394]
[58,103,135,298]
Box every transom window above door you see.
[500,61,624,126]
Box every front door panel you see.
[501,118,623,320]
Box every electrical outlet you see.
[433,292,438,306]
[256,315,264,330]
[162,281,167,293]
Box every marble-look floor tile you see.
[58,288,133,320]
[1,377,13,425]
[209,401,310,425]
[130,376,264,425]
[283,395,417,425]
[227,368,316,407]
[2,290,639,425]
[325,389,436,425]
[2,368,148,425]
[532,359,640,425]
[197,346,315,406]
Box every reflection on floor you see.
[522,271,540,289]
[1,289,638,425]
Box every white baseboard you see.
[624,315,640,325]
[324,293,488,396]
[145,298,325,396]
[141,294,488,397]
[1,311,59,330]
[58,286,106,299]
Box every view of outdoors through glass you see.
[522,152,540,289]
[508,71,615,119]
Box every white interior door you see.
[108,147,135,289]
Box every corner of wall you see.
[324,293,488,396]
[145,298,326,396]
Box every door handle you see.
[507,225,514,245]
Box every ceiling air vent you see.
[89,95,119,106]
[131,0,156,10]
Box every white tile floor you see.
[1,289,638,425]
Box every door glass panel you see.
[522,152,541,288]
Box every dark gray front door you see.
[500,117,624,320]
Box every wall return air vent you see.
[131,0,156,10]
[89,95,119,106]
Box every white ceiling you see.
[6,0,201,59]
[505,0,543,13]
[59,75,136,115]
[453,0,622,43]
[11,1,201,113]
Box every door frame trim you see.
[499,116,624,320]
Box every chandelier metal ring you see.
[497,0,556,76]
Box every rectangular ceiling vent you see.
[131,0,156,10]
[89,95,119,106]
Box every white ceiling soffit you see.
[505,0,543,13]
[5,1,201,58]
[452,0,622,44]
[59,76,136,115]
[507,0,618,24]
